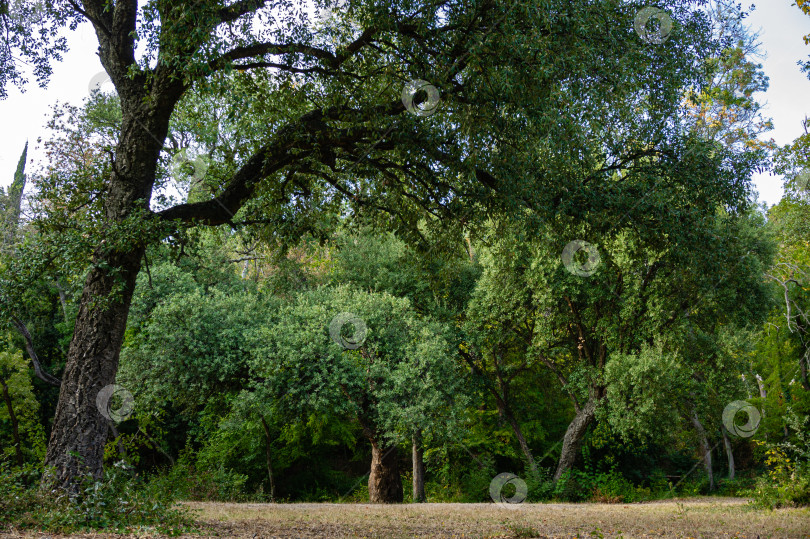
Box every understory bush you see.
[0,460,194,535]
[747,412,810,509]
[147,458,249,501]
[553,469,656,503]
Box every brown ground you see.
[2,498,808,538]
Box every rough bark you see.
[554,396,597,482]
[464,235,475,262]
[43,247,145,488]
[721,425,734,480]
[412,430,426,502]
[42,0,178,487]
[690,405,714,491]
[0,378,24,466]
[368,440,403,503]
[261,415,276,502]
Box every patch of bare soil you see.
[2,499,808,538]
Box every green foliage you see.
[553,468,654,503]
[4,0,809,519]
[249,284,467,446]
[0,461,195,535]
[747,411,810,509]
[119,256,274,413]
[503,522,542,538]
[148,458,249,502]
[603,342,686,441]
[0,347,46,464]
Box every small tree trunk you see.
[554,397,597,481]
[721,425,734,480]
[1,378,24,466]
[260,415,276,501]
[368,440,403,503]
[465,235,475,261]
[495,397,538,473]
[690,406,714,491]
[755,374,767,399]
[412,430,426,502]
[801,350,810,391]
[55,281,70,323]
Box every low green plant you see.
[553,469,588,502]
[553,468,645,503]
[525,468,555,502]
[747,447,810,508]
[745,410,810,509]
[503,521,541,538]
[147,456,248,501]
[0,460,195,535]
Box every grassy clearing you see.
[3,498,808,538]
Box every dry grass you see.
[3,498,808,538]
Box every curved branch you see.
[10,316,61,387]
[157,102,402,225]
[211,42,337,70]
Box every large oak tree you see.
[1,0,717,497]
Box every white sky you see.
[1,2,809,208]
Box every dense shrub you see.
[745,411,810,509]
[0,460,194,535]
[553,469,658,503]
[748,447,810,507]
[147,459,249,502]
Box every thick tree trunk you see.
[721,425,734,480]
[43,246,145,489]
[41,57,174,488]
[690,406,714,491]
[412,430,426,502]
[554,397,597,482]
[368,440,403,503]
[261,415,276,502]
[1,378,24,466]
